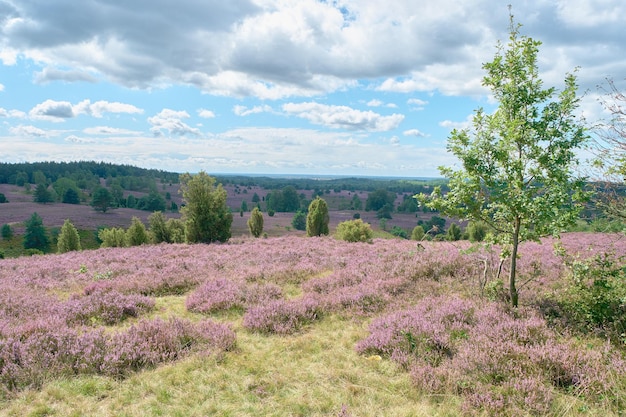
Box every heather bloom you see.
[358,296,626,415]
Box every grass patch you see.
[0,314,458,417]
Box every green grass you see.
[0,297,461,417]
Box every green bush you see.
[467,221,488,242]
[1,223,13,240]
[557,253,626,341]
[99,227,128,248]
[57,219,82,253]
[445,223,462,241]
[126,217,149,246]
[248,207,264,238]
[410,225,425,241]
[336,219,373,243]
[291,211,306,231]
[390,226,408,239]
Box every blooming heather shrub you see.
[60,289,155,326]
[0,317,235,394]
[243,296,322,334]
[186,278,245,313]
[357,296,626,415]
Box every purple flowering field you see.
[1,232,625,416]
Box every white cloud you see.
[10,124,50,137]
[233,104,272,116]
[83,126,142,135]
[439,115,474,131]
[408,98,428,108]
[148,109,202,137]
[0,84,4,92]
[65,135,94,143]
[28,99,143,121]
[282,102,404,131]
[0,108,26,118]
[4,1,620,99]
[197,109,216,119]
[403,129,428,137]
[34,68,97,84]
[29,100,75,121]
[367,99,383,107]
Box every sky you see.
[0,0,624,178]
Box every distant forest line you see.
[0,161,449,195]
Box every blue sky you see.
[0,1,624,177]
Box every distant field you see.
[0,182,430,238]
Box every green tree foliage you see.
[148,211,170,243]
[91,186,114,213]
[418,215,446,235]
[62,187,81,204]
[240,200,248,213]
[446,223,462,241]
[247,207,264,238]
[2,223,13,240]
[291,211,307,231]
[180,171,232,244]
[136,190,167,212]
[23,212,49,251]
[306,197,329,237]
[166,218,186,243]
[33,183,54,203]
[0,193,7,203]
[467,221,489,242]
[390,226,408,239]
[350,193,363,210]
[57,219,81,253]
[266,185,301,212]
[98,227,128,248]
[336,219,373,243]
[126,216,149,246]
[366,189,395,213]
[52,178,78,202]
[417,15,588,307]
[251,192,260,203]
[397,194,419,213]
[410,225,425,241]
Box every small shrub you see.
[390,226,408,239]
[1,223,12,240]
[248,207,264,237]
[243,297,322,334]
[126,217,149,246]
[410,225,425,241]
[336,219,373,243]
[555,252,626,341]
[291,211,306,231]
[99,227,128,248]
[467,221,488,242]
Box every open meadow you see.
[1,232,625,416]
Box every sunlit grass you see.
[0,313,461,417]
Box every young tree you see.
[33,183,54,204]
[247,207,264,238]
[62,187,81,204]
[99,227,128,248]
[149,211,170,243]
[2,223,13,240]
[410,225,425,241]
[57,219,81,253]
[126,216,149,246]
[306,197,329,237]
[417,14,588,307]
[446,223,462,241]
[291,211,306,231]
[23,212,49,251]
[91,186,114,213]
[179,171,233,243]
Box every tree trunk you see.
[509,217,520,308]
